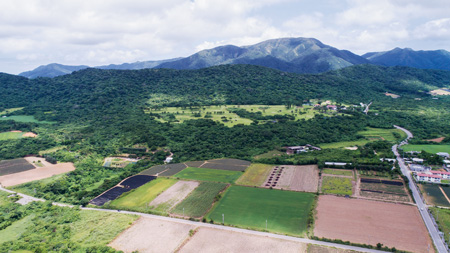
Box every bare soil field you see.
[199,158,251,171]
[149,181,199,212]
[0,162,75,187]
[307,244,359,253]
[109,217,195,253]
[24,156,53,167]
[264,165,319,192]
[314,195,433,253]
[427,137,445,143]
[179,227,307,253]
[22,132,37,137]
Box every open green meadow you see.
[173,167,243,183]
[430,207,450,245]
[322,168,353,177]
[0,115,55,124]
[0,214,35,244]
[402,144,450,154]
[321,176,353,195]
[318,127,406,149]
[146,104,334,127]
[235,163,273,186]
[171,182,227,218]
[0,107,24,116]
[0,131,24,141]
[206,185,315,236]
[109,178,177,211]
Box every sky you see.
[2,0,450,74]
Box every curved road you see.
[393,125,447,253]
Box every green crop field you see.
[235,163,273,186]
[419,184,450,207]
[0,131,24,141]
[430,207,450,245]
[402,144,450,154]
[171,182,227,218]
[173,167,243,183]
[321,176,353,195]
[0,115,55,124]
[206,186,315,236]
[322,168,353,177]
[109,178,177,211]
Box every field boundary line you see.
[439,186,450,205]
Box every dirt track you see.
[314,195,433,253]
[0,162,75,187]
[149,180,199,211]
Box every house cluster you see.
[286,144,321,155]
[415,170,450,183]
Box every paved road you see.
[393,126,448,253]
[0,186,385,253]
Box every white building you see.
[430,170,450,179]
[410,164,427,172]
[412,158,424,163]
[415,173,442,183]
[437,152,450,158]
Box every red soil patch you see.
[427,137,445,143]
[23,132,37,138]
[10,130,22,133]
[314,195,433,253]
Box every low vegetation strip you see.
[173,167,243,184]
[171,182,227,218]
[199,159,251,171]
[402,144,450,154]
[321,176,352,196]
[0,158,35,176]
[206,186,315,236]
[0,131,24,141]
[140,163,187,176]
[108,178,177,212]
[322,168,353,177]
[430,207,450,246]
[235,163,273,186]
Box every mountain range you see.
[18,37,450,78]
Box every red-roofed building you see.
[430,170,450,179]
[415,172,442,183]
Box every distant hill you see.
[19,58,181,78]
[363,48,450,71]
[19,63,89,78]
[19,37,369,78]
[156,37,369,73]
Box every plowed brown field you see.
[314,195,433,253]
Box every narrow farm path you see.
[438,186,450,205]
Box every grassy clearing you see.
[235,163,273,186]
[38,146,67,156]
[171,182,227,218]
[146,105,333,127]
[109,178,177,211]
[358,170,393,179]
[430,207,450,245]
[322,169,353,177]
[0,107,24,116]
[0,115,55,124]
[0,131,24,141]
[0,214,35,244]
[318,139,369,149]
[206,186,315,236]
[321,176,353,195]
[70,210,138,247]
[173,167,243,184]
[402,144,450,154]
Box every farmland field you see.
[173,167,243,183]
[0,115,55,124]
[179,227,308,253]
[321,176,353,195]
[322,168,353,177]
[108,178,177,211]
[360,178,410,202]
[171,182,227,218]
[140,163,187,176]
[199,158,251,171]
[402,144,450,154]
[419,184,450,207]
[149,180,199,213]
[0,158,35,176]
[102,157,138,168]
[314,195,433,253]
[0,162,75,187]
[109,217,196,253]
[206,186,315,236]
[236,163,273,186]
[270,165,319,192]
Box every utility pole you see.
[222,214,224,224]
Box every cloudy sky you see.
[2,0,450,74]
